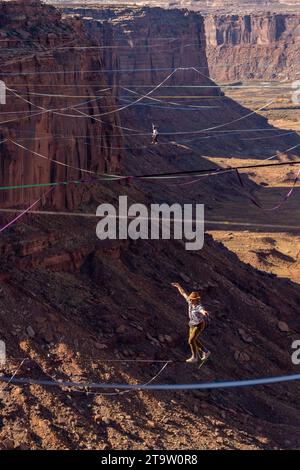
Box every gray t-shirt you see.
[188,300,206,326]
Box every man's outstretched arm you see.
[171,282,189,301]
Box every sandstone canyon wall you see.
[62,6,213,92]
[62,5,300,158]
[204,13,300,81]
[0,0,123,210]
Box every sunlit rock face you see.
[204,13,300,81]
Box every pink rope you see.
[236,168,300,212]
[0,188,53,234]
[165,170,223,187]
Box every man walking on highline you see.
[172,283,211,364]
[152,123,158,144]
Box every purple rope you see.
[236,168,300,211]
[0,187,54,234]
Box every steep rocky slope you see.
[1,208,300,450]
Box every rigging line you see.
[1,92,142,144]
[1,165,300,214]
[67,108,140,133]
[0,187,54,234]
[87,65,219,118]
[0,39,206,53]
[69,96,275,138]
[134,165,300,211]
[0,173,113,232]
[0,175,120,192]
[8,139,122,179]
[181,130,299,145]
[167,133,300,150]
[0,109,50,126]
[4,67,279,136]
[9,90,111,99]
[120,85,220,110]
[0,60,297,76]
[171,142,300,174]
[206,220,300,230]
[117,102,219,112]
[0,110,51,115]
[52,42,206,51]
[263,143,300,161]
[0,38,81,69]
[0,168,216,192]
[57,37,181,43]
[171,141,300,167]
[151,145,300,202]
[120,95,223,99]
[160,99,276,135]
[79,127,300,150]
[0,37,78,42]
[236,166,300,212]
[0,359,27,393]
[1,208,300,230]
[7,84,297,89]
[4,86,299,148]
[241,131,298,141]
[65,94,277,136]
[7,87,107,113]
[1,88,116,130]
[0,37,79,50]
[134,159,300,179]
[7,128,300,139]
[32,360,171,398]
[88,362,171,397]
[99,100,219,112]
[3,357,182,363]
[165,172,221,187]
[1,373,300,391]
[6,68,188,124]
[5,138,300,181]
[0,66,202,76]
[80,68,180,118]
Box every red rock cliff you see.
[204,13,300,81]
[0,0,123,210]
[62,6,215,94]
[61,6,300,173]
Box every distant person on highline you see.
[172,283,211,364]
[152,123,158,144]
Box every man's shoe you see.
[186,356,198,363]
[202,351,211,361]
